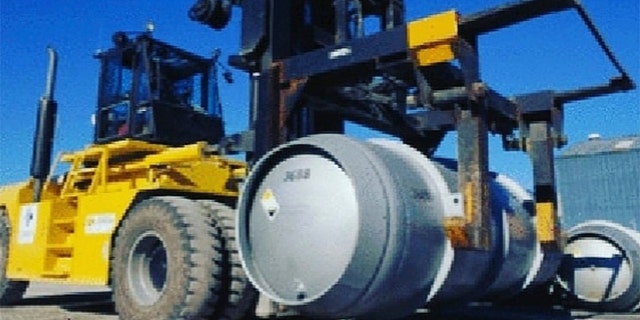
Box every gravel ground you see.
[0,283,638,320]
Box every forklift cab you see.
[94,31,224,145]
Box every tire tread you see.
[198,200,259,320]
[0,210,28,306]
[111,196,224,320]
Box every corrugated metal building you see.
[556,135,640,231]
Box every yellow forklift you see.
[0,30,257,319]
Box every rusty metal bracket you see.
[443,37,493,251]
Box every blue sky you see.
[1,1,638,189]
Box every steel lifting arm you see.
[438,0,635,251]
[490,0,634,253]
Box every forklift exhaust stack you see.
[30,47,58,202]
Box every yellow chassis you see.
[0,139,244,285]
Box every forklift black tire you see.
[0,210,29,305]
[198,200,260,320]
[111,196,224,320]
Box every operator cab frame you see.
[94,31,224,146]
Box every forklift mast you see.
[93,30,225,146]
[191,0,634,253]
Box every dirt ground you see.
[0,283,116,320]
[0,283,638,320]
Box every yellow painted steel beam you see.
[2,142,245,284]
[407,10,459,66]
[536,201,559,243]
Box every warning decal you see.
[18,204,38,244]
[85,213,117,234]
[260,188,280,220]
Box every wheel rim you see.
[127,231,168,306]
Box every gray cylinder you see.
[367,145,558,304]
[237,134,549,318]
[420,158,540,305]
[237,134,448,319]
[558,220,640,312]
[481,173,539,299]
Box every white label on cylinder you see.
[444,193,464,217]
[261,188,280,221]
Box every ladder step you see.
[41,272,71,279]
[47,230,75,248]
[43,256,72,278]
[53,218,76,233]
[47,245,73,254]
[53,218,75,225]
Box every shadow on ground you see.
[417,305,573,320]
[268,305,573,320]
[12,291,117,315]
